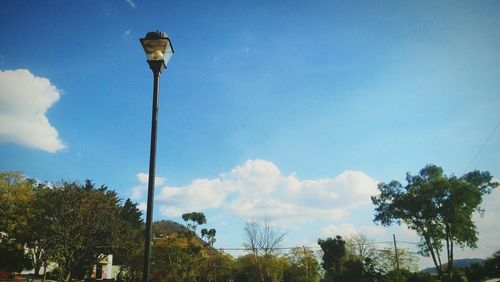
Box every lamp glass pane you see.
[142,38,168,61]
[163,44,174,65]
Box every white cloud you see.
[125,0,136,8]
[123,29,131,38]
[319,223,358,238]
[137,202,147,212]
[156,178,237,216]
[318,223,389,239]
[136,172,166,186]
[0,69,65,152]
[145,159,379,224]
[129,172,166,199]
[129,186,145,200]
[359,225,388,236]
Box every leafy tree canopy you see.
[371,164,497,281]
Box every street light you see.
[140,30,174,282]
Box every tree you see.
[317,236,346,281]
[345,234,376,262]
[151,212,219,282]
[152,219,188,237]
[113,199,144,282]
[201,252,235,282]
[243,217,286,281]
[483,250,500,279]
[0,172,51,277]
[464,249,500,281]
[371,165,498,281]
[375,247,419,281]
[182,212,207,232]
[284,247,321,282]
[233,253,288,282]
[0,172,35,239]
[0,234,31,273]
[39,180,124,282]
[24,182,58,280]
[344,234,389,281]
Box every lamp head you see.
[140,30,174,71]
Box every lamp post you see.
[139,30,174,282]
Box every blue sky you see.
[1,0,499,268]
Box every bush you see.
[406,272,438,282]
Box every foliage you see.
[150,212,220,282]
[201,252,235,282]
[39,180,125,281]
[463,262,484,282]
[345,234,376,262]
[182,212,207,232]
[406,271,438,282]
[283,247,321,282]
[233,253,288,282]
[151,234,201,281]
[243,217,287,281]
[112,198,144,282]
[0,235,31,272]
[483,250,500,279]
[464,249,500,281]
[0,172,34,238]
[0,172,144,282]
[318,234,422,282]
[201,228,217,246]
[318,236,346,281]
[372,164,497,281]
[375,246,419,275]
[244,218,286,257]
[0,172,44,273]
[152,219,189,237]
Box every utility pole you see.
[303,246,309,282]
[393,234,401,282]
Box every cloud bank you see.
[133,159,379,225]
[0,69,65,152]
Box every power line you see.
[464,118,500,173]
[217,240,418,252]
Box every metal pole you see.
[142,69,161,282]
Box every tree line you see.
[1,164,498,282]
[0,172,143,282]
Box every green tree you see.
[375,247,419,281]
[0,172,50,277]
[483,250,500,279]
[318,236,346,281]
[463,262,484,282]
[182,212,207,232]
[345,234,376,262]
[372,165,497,281]
[200,252,235,282]
[151,212,219,282]
[344,234,387,281]
[25,182,57,280]
[0,234,31,273]
[243,218,286,281]
[234,254,288,282]
[376,247,419,274]
[40,180,123,282]
[464,249,500,281]
[152,219,188,237]
[284,247,321,282]
[406,272,437,282]
[0,172,34,239]
[113,198,144,282]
